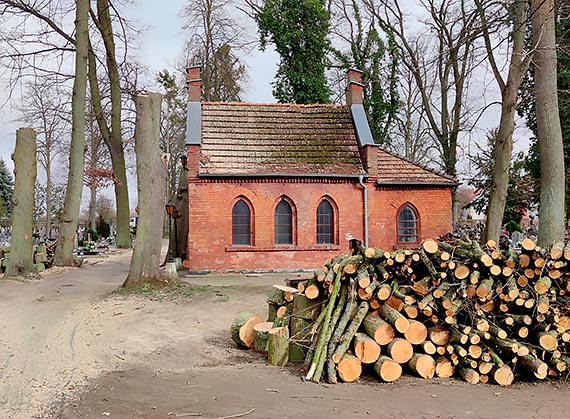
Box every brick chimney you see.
[346,68,364,106]
[187,66,202,102]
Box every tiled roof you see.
[199,103,365,176]
[376,148,457,185]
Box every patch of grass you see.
[116,279,211,302]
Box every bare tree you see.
[17,78,70,236]
[475,0,534,243]
[389,56,438,165]
[0,0,138,250]
[532,0,565,245]
[364,0,483,180]
[182,0,249,101]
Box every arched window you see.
[398,205,418,243]
[232,199,251,245]
[316,199,334,244]
[275,200,293,245]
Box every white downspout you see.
[358,175,369,247]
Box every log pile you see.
[241,237,570,386]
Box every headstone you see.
[511,231,523,249]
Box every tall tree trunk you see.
[532,0,566,246]
[481,0,531,243]
[124,93,165,286]
[4,128,37,279]
[54,0,89,266]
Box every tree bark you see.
[124,93,165,285]
[4,128,37,278]
[532,0,566,246]
[54,0,89,266]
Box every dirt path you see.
[2,251,570,419]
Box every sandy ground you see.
[1,248,570,419]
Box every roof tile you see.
[199,103,365,176]
[376,149,456,184]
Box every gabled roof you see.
[198,102,365,177]
[375,148,457,186]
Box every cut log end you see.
[493,365,514,387]
[353,333,381,364]
[386,338,414,364]
[373,356,402,382]
[337,353,362,383]
[404,320,428,345]
[408,354,436,379]
[422,239,439,254]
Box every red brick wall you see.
[186,176,453,272]
[187,179,365,271]
[368,186,453,250]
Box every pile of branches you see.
[290,238,570,385]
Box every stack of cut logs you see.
[230,237,570,386]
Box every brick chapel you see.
[184,67,457,272]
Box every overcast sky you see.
[0,1,278,170]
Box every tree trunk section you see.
[331,301,369,363]
[404,320,428,345]
[362,313,395,345]
[4,128,37,279]
[97,0,131,249]
[435,356,454,378]
[408,353,435,379]
[378,303,410,333]
[373,355,402,382]
[337,353,362,382]
[54,0,89,266]
[386,338,413,364]
[124,93,165,285]
[268,326,289,366]
[253,321,273,353]
[230,312,263,349]
[353,332,381,364]
[482,0,529,243]
[493,365,514,386]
